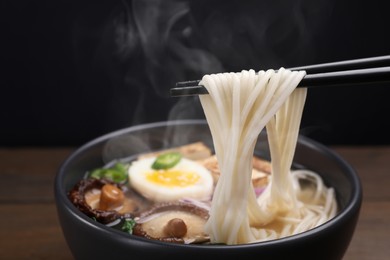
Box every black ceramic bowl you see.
[55,120,362,260]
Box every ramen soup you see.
[68,68,337,245]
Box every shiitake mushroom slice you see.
[132,201,210,244]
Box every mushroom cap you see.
[68,178,150,224]
[133,201,210,244]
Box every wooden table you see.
[0,147,389,259]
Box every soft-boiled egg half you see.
[128,157,213,202]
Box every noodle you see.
[199,68,337,245]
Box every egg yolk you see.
[146,170,200,187]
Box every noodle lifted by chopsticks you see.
[199,68,337,244]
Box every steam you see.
[109,0,224,124]
[130,0,223,95]
[72,0,334,158]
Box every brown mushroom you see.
[99,184,125,211]
[164,218,188,238]
[68,178,123,224]
[132,202,210,244]
[68,178,151,224]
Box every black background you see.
[2,0,390,146]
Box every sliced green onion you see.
[89,162,128,183]
[151,152,182,170]
[121,218,136,234]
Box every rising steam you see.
[72,0,333,145]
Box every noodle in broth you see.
[199,68,337,244]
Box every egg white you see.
[128,157,213,202]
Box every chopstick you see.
[288,55,390,73]
[171,55,390,97]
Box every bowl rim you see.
[55,119,362,248]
